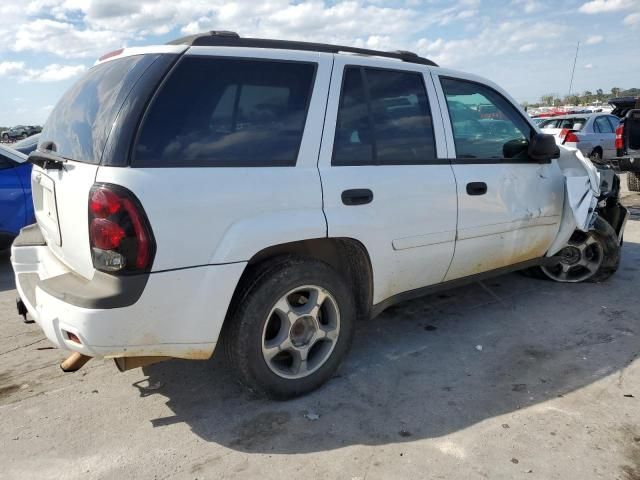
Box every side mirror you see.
[627,109,640,151]
[528,133,559,162]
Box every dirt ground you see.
[1,178,639,480]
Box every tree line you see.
[524,87,639,108]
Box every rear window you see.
[540,118,587,130]
[133,56,316,167]
[39,55,158,164]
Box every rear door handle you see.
[466,182,487,196]
[342,189,373,206]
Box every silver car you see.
[539,113,620,164]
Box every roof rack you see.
[167,31,438,67]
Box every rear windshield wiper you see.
[28,151,67,170]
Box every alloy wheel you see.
[541,231,604,282]
[261,285,340,379]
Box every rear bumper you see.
[11,228,246,360]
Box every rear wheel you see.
[627,172,640,192]
[540,217,620,283]
[1,133,8,141]
[223,256,355,399]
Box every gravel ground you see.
[0,178,639,480]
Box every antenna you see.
[568,41,580,98]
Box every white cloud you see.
[585,63,593,69]
[519,42,537,52]
[585,34,603,44]
[511,0,543,14]
[624,12,640,25]
[13,18,124,58]
[578,0,635,14]
[0,61,85,82]
[416,20,565,66]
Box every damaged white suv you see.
[12,32,628,398]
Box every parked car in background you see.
[539,113,620,164]
[0,144,33,250]
[1,125,41,142]
[12,133,40,156]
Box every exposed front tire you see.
[628,172,640,192]
[223,256,355,399]
[540,217,620,283]
[1,133,8,141]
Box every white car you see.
[539,113,620,164]
[11,32,628,398]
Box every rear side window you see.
[594,116,613,133]
[39,55,158,164]
[333,66,436,166]
[134,57,316,167]
[441,77,533,159]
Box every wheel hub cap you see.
[290,316,316,347]
[559,245,581,266]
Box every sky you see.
[0,0,639,126]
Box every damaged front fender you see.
[547,147,600,256]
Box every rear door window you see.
[39,55,159,164]
[594,116,614,133]
[332,66,436,166]
[606,116,620,131]
[133,57,316,167]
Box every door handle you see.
[466,182,487,196]
[342,189,373,206]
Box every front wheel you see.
[540,217,620,283]
[223,256,355,399]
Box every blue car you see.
[0,144,34,250]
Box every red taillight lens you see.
[615,124,624,150]
[564,131,579,144]
[90,218,125,250]
[559,128,569,140]
[89,188,121,218]
[88,185,155,273]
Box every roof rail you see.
[167,31,438,67]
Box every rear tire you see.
[627,172,640,192]
[539,217,620,283]
[222,256,356,399]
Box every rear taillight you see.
[88,184,155,273]
[559,128,569,140]
[615,124,624,150]
[564,131,579,144]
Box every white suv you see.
[11,32,628,398]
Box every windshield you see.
[38,55,158,164]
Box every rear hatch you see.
[32,54,164,279]
[540,117,587,144]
